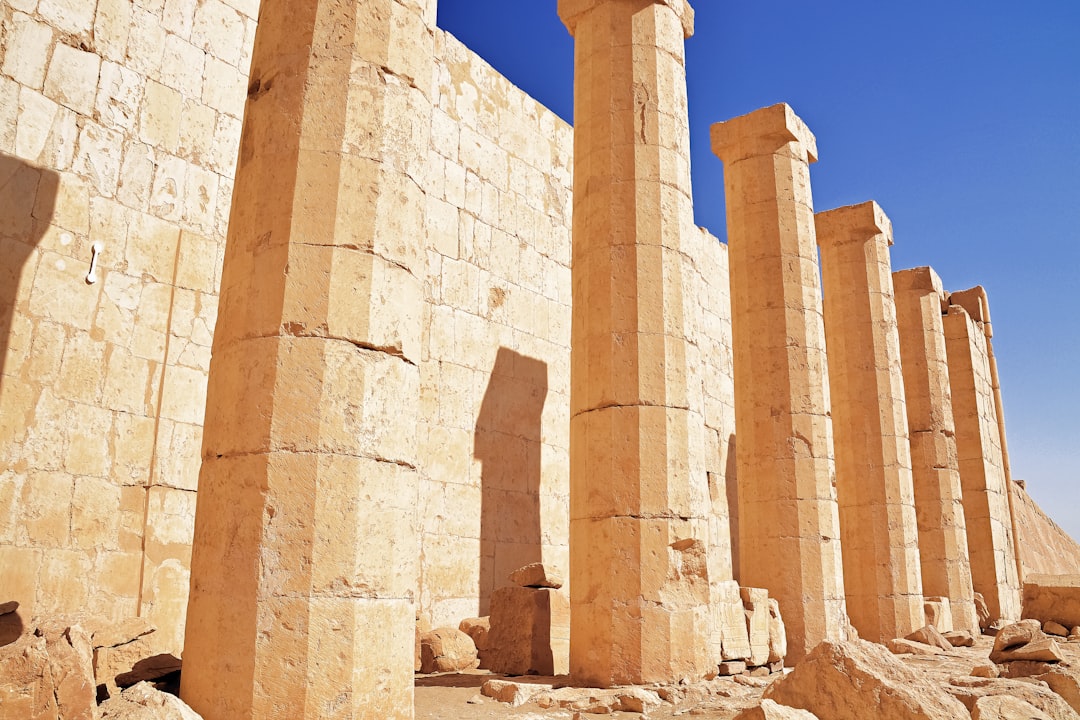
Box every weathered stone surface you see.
[971,663,1000,679]
[976,592,993,631]
[0,633,59,720]
[742,588,770,667]
[1046,622,1070,638]
[88,618,155,650]
[716,580,752,662]
[0,601,18,616]
[990,622,1064,663]
[923,599,955,634]
[509,563,563,590]
[768,599,787,664]
[486,586,568,676]
[906,625,953,651]
[1024,576,1080,630]
[887,638,946,656]
[763,639,967,719]
[481,679,553,708]
[734,699,820,720]
[971,695,1052,720]
[1000,662,1080,714]
[99,682,202,720]
[419,627,478,674]
[719,660,747,675]
[943,630,976,648]
[38,623,98,720]
[947,676,1080,720]
[459,617,490,658]
[531,685,663,714]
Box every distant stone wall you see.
[0,0,256,655]
[1012,481,1080,576]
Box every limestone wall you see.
[1011,481,1080,576]
[0,0,256,654]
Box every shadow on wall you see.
[725,433,739,582]
[0,153,58,395]
[474,347,548,615]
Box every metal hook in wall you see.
[86,241,103,284]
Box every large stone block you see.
[486,586,569,676]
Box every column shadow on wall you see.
[0,153,58,395]
[725,433,740,583]
[474,347,548,615]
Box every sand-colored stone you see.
[907,625,953,652]
[816,201,924,642]
[944,302,1022,623]
[741,588,770,667]
[178,0,434,718]
[486,586,569,676]
[894,266,980,635]
[1012,485,1080,577]
[947,676,1080,720]
[0,633,59,720]
[420,627,480,674]
[923,597,955,633]
[560,0,712,685]
[711,103,848,663]
[733,699,820,720]
[99,681,202,720]
[763,638,968,719]
[1023,576,1080,630]
[971,695,1052,720]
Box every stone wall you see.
[1012,481,1080,577]
[0,0,256,655]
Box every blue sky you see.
[436,1,1080,541]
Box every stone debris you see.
[98,682,202,720]
[88,619,156,651]
[946,676,1080,720]
[719,660,748,676]
[733,699,820,720]
[716,580,752,663]
[763,639,969,719]
[1046,622,1070,638]
[485,585,569,676]
[972,663,1001,679]
[0,601,18,616]
[419,627,479,674]
[767,599,788,664]
[481,679,554,708]
[971,694,1053,720]
[0,633,59,720]
[509,563,564,590]
[1023,576,1080,631]
[975,593,994,631]
[906,625,954,651]
[741,588,771,667]
[923,599,954,634]
[991,622,1065,664]
[459,617,491,664]
[887,637,948,656]
[1000,663,1080,714]
[944,630,977,648]
[37,621,99,720]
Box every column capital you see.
[558,0,694,39]
[949,286,992,337]
[815,201,893,248]
[710,103,818,165]
[893,266,946,303]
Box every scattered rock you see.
[1001,662,1080,714]
[88,619,155,651]
[509,562,564,589]
[1023,575,1080,631]
[733,699,821,719]
[943,630,976,648]
[767,599,787,664]
[419,627,479,673]
[482,679,553,708]
[741,588,771,667]
[716,580,752,662]
[0,633,59,720]
[99,681,202,719]
[923,598,953,633]
[485,585,569,676]
[990,622,1064,664]
[0,601,18,616]
[458,617,490,663]
[719,660,747,676]
[38,622,99,720]
[972,663,1000,679]
[971,694,1052,720]
[906,625,953,651]
[946,676,1080,720]
[466,694,484,705]
[974,593,993,631]
[1046,622,1070,638]
[763,639,968,719]
[887,638,946,656]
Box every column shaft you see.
[816,202,924,642]
[943,304,1022,622]
[560,0,713,686]
[180,0,436,717]
[893,267,979,634]
[711,104,849,663]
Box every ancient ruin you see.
[3,0,1080,718]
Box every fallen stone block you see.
[1046,621,1070,637]
[971,695,1052,720]
[0,633,59,720]
[87,619,155,651]
[734,699,820,720]
[906,625,953,651]
[763,639,968,719]
[1023,575,1080,630]
[923,598,953,633]
[768,599,787,664]
[886,638,946,656]
[741,587,770,667]
[971,663,1000,679]
[98,681,202,719]
[719,660,747,676]
[975,592,993,631]
[946,676,1080,720]
[0,601,18,616]
[509,563,563,589]
[37,622,99,720]
[716,580,751,661]
[990,622,1064,664]
[486,585,569,676]
[1001,662,1080,714]
[943,630,976,647]
[481,679,553,708]
[419,627,478,673]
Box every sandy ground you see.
[415,635,1080,719]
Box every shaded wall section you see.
[1012,481,1080,576]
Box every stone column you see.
[711,104,849,663]
[943,302,1022,622]
[893,267,979,634]
[558,0,713,686]
[815,202,924,642]
[180,1,436,718]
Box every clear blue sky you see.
[436,1,1080,542]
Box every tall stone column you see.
[815,202,924,642]
[943,302,1022,622]
[711,104,849,663]
[893,267,979,634]
[558,0,713,686]
[180,1,436,717]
